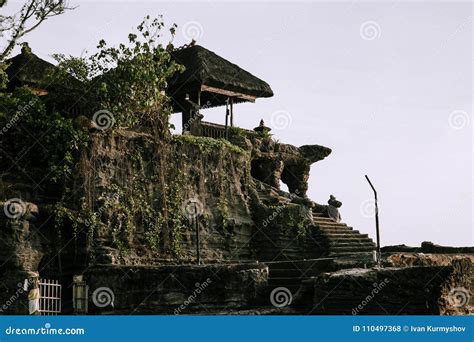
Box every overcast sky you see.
[4,0,473,247]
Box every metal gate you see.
[39,279,62,315]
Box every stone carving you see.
[327,195,342,223]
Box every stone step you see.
[315,228,357,234]
[313,223,350,229]
[313,212,326,217]
[327,237,374,244]
[312,217,338,223]
[329,245,376,252]
[328,241,376,248]
[314,233,366,240]
[329,251,376,258]
[316,232,370,239]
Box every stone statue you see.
[327,195,342,223]
[23,271,40,315]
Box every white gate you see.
[39,279,62,315]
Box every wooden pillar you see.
[224,98,229,139]
[230,97,234,127]
[182,97,192,133]
[182,89,201,133]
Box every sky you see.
[3,0,473,247]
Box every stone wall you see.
[304,258,472,315]
[85,263,268,314]
[64,130,256,266]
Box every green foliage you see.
[0,88,89,185]
[173,135,246,155]
[217,168,231,235]
[0,64,7,89]
[279,203,311,243]
[165,174,186,256]
[228,126,248,138]
[49,16,184,137]
[0,0,73,60]
[69,150,187,257]
[0,15,196,260]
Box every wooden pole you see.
[225,98,229,139]
[194,206,200,265]
[230,97,234,127]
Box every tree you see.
[0,0,74,60]
[51,15,183,138]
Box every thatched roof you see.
[168,45,273,110]
[4,44,55,91]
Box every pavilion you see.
[168,44,273,137]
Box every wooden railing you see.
[200,121,227,139]
[198,121,256,140]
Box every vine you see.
[173,135,246,155]
[278,204,312,244]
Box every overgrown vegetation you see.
[0,88,90,186]
[173,134,247,155]
[0,15,189,258]
[265,203,312,244]
[0,9,250,260]
[49,15,184,134]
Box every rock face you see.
[1,125,471,316]
[1,126,340,314]
[0,203,43,273]
[64,130,256,265]
[0,204,44,315]
[85,263,269,314]
[231,134,331,196]
[382,242,474,254]
[303,258,472,315]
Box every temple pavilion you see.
[168,43,273,137]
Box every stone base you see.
[84,263,269,314]
[300,258,472,315]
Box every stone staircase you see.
[254,178,376,263]
[312,212,376,262]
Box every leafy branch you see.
[0,0,75,60]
